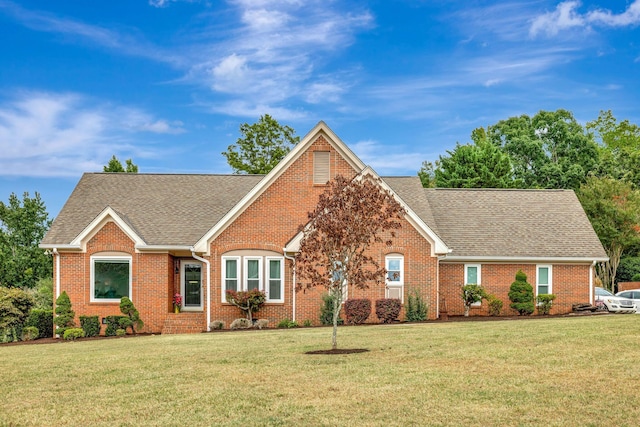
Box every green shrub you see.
[375,299,401,323]
[63,328,85,341]
[79,315,100,337]
[118,316,133,333]
[0,287,36,342]
[633,273,640,282]
[302,319,312,327]
[209,320,224,330]
[508,270,535,316]
[26,309,53,338]
[462,284,487,317]
[28,277,53,310]
[277,319,299,328]
[487,295,503,316]
[537,294,556,315]
[230,318,251,330]
[22,326,39,341]
[104,315,128,336]
[54,291,75,337]
[320,293,343,326]
[406,290,428,321]
[119,297,143,333]
[343,299,371,324]
[116,328,126,337]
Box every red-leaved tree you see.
[295,174,406,349]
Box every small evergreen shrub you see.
[209,320,224,330]
[375,299,401,323]
[255,319,269,329]
[25,309,53,338]
[22,326,39,341]
[104,315,128,336]
[277,319,299,328]
[320,293,343,326]
[63,328,85,341]
[302,319,312,327]
[508,270,535,316]
[79,315,100,337]
[119,297,143,333]
[406,290,428,321]
[537,294,556,315]
[487,295,503,316]
[230,318,251,330]
[54,291,75,337]
[343,299,371,324]
[115,328,126,336]
[118,317,133,333]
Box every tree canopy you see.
[0,192,52,288]
[104,155,139,173]
[295,175,405,349]
[222,114,300,174]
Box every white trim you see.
[40,244,82,251]
[190,250,211,331]
[465,264,482,307]
[266,256,285,303]
[71,207,145,249]
[442,256,608,263]
[194,122,366,254]
[90,255,132,303]
[221,256,241,302]
[244,257,263,292]
[180,260,204,312]
[536,264,553,296]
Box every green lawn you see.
[1,315,639,426]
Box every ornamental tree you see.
[225,289,266,323]
[295,174,406,350]
[461,284,487,317]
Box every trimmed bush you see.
[344,299,371,325]
[509,270,535,316]
[104,315,128,336]
[277,319,299,328]
[487,295,503,316]
[375,299,401,323]
[63,328,85,341]
[537,294,556,315]
[255,319,269,329]
[22,326,39,341]
[25,309,53,338]
[230,318,251,330]
[116,328,126,337]
[54,291,75,337]
[209,320,224,330]
[320,293,343,326]
[406,290,428,321]
[79,315,100,337]
[119,297,143,333]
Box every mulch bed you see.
[305,348,369,355]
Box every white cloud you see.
[350,139,431,176]
[0,92,183,177]
[530,0,640,37]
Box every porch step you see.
[161,312,205,334]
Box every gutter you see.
[590,260,596,304]
[53,248,60,299]
[190,248,211,332]
[283,250,297,322]
[440,256,609,263]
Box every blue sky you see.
[1,0,639,217]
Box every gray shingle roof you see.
[382,176,441,237]
[42,173,264,246]
[423,188,607,259]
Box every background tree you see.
[103,155,138,173]
[418,160,438,188]
[222,114,299,174]
[295,174,405,350]
[0,192,52,288]
[576,176,640,291]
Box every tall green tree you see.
[104,155,138,173]
[223,114,300,174]
[0,192,52,288]
[576,176,640,291]
[487,109,598,189]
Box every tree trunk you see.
[464,305,470,317]
[332,294,340,350]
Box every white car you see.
[595,287,636,313]
[615,289,640,314]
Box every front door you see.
[181,262,202,311]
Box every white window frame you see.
[464,264,482,306]
[221,256,241,303]
[90,255,132,303]
[265,257,285,303]
[536,265,553,297]
[385,255,404,300]
[244,257,263,292]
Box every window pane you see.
[269,260,281,279]
[387,270,400,282]
[269,260,282,300]
[388,259,400,271]
[94,260,129,299]
[538,285,549,295]
[225,259,238,292]
[466,266,477,284]
[538,267,549,285]
[185,264,201,306]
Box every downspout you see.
[590,260,596,304]
[284,250,296,322]
[190,248,211,331]
[436,255,447,319]
[53,248,60,298]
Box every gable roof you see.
[41,173,263,247]
[425,188,608,261]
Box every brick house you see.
[40,122,607,334]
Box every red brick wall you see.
[618,282,640,292]
[439,263,593,316]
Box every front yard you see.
[1,315,638,426]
